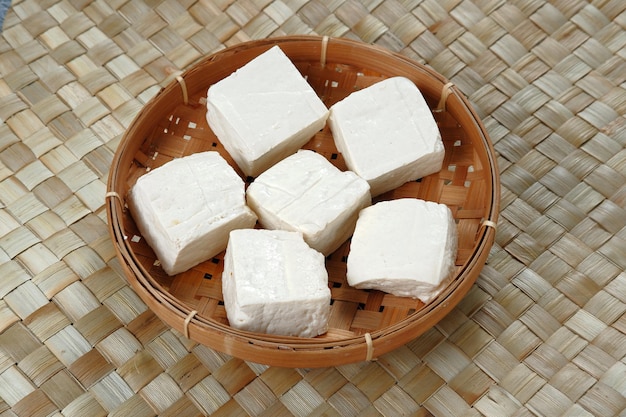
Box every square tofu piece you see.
[206,45,329,177]
[347,198,458,303]
[246,150,371,255]
[127,151,257,276]
[222,229,331,337]
[328,76,444,197]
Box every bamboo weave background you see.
[1,0,625,416]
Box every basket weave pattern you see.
[107,36,499,367]
[2,0,625,415]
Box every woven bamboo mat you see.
[0,0,625,415]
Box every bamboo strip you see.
[74,179,106,212]
[373,384,420,416]
[0,300,20,332]
[61,392,108,417]
[351,362,395,401]
[81,265,124,297]
[497,321,541,360]
[42,228,83,258]
[474,385,524,417]
[44,325,91,368]
[126,310,168,345]
[1,142,36,173]
[527,384,573,417]
[551,364,596,401]
[605,272,626,306]
[63,245,106,278]
[6,193,47,225]
[68,348,115,388]
[185,375,231,415]
[74,305,123,345]
[0,93,28,121]
[313,14,349,38]
[101,286,147,325]
[525,343,567,382]
[160,396,205,417]
[40,26,66,50]
[211,358,256,396]
[263,0,294,26]
[329,382,373,415]
[397,366,442,405]
[96,328,143,369]
[145,331,189,369]
[449,363,494,405]
[4,281,48,318]
[448,319,492,358]
[501,364,546,403]
[243,14,279,40]
[578,382,626,417]
[536,291,577,330]
[556,269,599,308]
[423,385,476,417]
[57,161,97,192]
[0,366,36,407]
[85,39,123,68]
[39,145,78,175]
[21,303,70,343]
[166,353,210,391]
[12,388,58,417]
[139,372,184,412]
[592,325,626,361]
[473,341,518,382]
[424,341,471,383]
[585,165,626,198]
[573,343,615,381]
[565,309,607,342]
[16,244,58,278]
[54,281,100,322]
[107,394,155,417]
[21,129,60,160]
[0,324,41,369]
[89,371,135,411]
[233,378,276,416]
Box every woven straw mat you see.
[1,0,626,416]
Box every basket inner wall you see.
[117,58,490,340]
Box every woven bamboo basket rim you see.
[106,35,500,368]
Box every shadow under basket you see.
[106,35,500,368]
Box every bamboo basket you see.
[106,36,500,368]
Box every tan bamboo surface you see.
[0,0,625,415]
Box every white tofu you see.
[328,76,444,197]
[127,151,257,276]
[246,150,371,255]
[347,198,458,303]
[222,229,331,337]
[206,45,329,177]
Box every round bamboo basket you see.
[106,35,500,368]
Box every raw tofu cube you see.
[246,150,371,255]
[222,229,331,337]
[328,76,444,197]
[347,198,458,303]
[206,45,329,177]
[127,151,257,276]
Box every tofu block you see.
[222,229,331,337]
[206,45,329,177]
[127,151,257,276]
[347,198,458,303]
[328,76,444,197]
[246,150,371,255]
